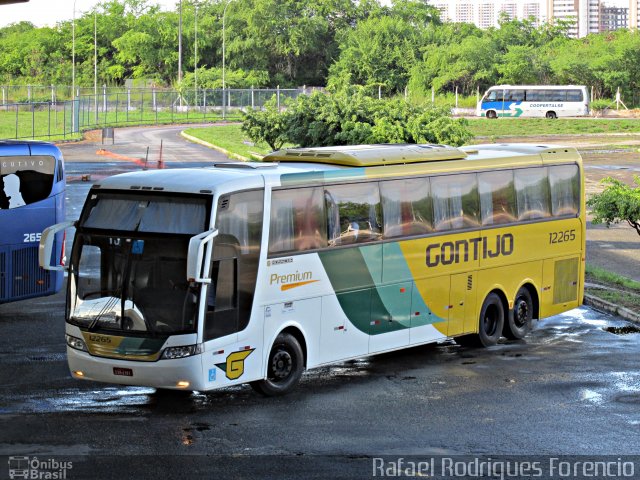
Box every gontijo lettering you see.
[426,233,514,267]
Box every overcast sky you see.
[0,0,179,27]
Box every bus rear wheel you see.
[457,293,505,347]
[545,111,557,119]
[486,110,497,119]
[251,332,304,396]
[504,287,533,340]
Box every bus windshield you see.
[68,192,210,335]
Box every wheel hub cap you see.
[271,350,292,380]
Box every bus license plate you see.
[113,367,133,377]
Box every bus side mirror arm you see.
[39,221,75,271]
[187,228,218,284]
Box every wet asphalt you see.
[1,292,639,478]
[0,126,639,478]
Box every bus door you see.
[203,190,264,386]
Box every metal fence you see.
[0,87,314,140]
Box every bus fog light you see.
[73,370,85,377]
[161,344,203,360]
[66,334,88,352]
[176,381,190,388]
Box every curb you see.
[180,131,250,162]
[584,293,640,325]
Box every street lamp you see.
[222,0,234,119]
[194,2,199,106]
[72,0,77,131]
[178,0,183,83]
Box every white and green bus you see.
[478,85,590,119]
[40,143,585,396]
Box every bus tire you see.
[545,111,557,119]
[504,287,533,340]
[474,292,505,347]
[251,333,304,396]
[457,293,504,348]
[486,110,497,119]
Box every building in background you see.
[431,0,550,27]
[600,5,629,30]
[429,0,639,37]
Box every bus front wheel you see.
[545,111,557,119]
[251,332,304,396]
[486,111,497,119]
[504,287,533,340]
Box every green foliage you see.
[590,98,613,113]
[587,176,640,236]
[241,97,290,151]
[241,90,472,149]
[182,67,269,89]
[2,0,640,106]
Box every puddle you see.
[604,325,640,335]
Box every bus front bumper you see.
[66,347,205,391]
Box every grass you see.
[585,264,640,313]
[467,118,640,138]
[183,123,275,159]
[585,264,640,292]
[589,289,640,310]
[0,105,243,142]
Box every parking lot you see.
[1,126,639,479]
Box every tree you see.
[587,176,640,236]
[241,89,473,149]
[241,97,290,151]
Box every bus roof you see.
[93,143,581,194]
[263,144,467,167]
[0,140,62,157]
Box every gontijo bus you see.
[478,85,589,119]
[40,143,585,396]
[1,140,65,304]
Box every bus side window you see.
[485,90,501,102]
[478,170,516,226]
[380,177,433,238]
[505,89,524,102]
[56,159,64,183]
[566,90,583,102]
[431,173,480,232]
[324,183,382,246]
[268,187,327,255]
[549,165,580,217]
[526,90,542,102]
[514,167,551,221]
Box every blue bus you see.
[0,141,66,304]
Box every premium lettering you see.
[426,234,514,267]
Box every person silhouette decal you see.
[3,174,26,208]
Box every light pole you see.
[72,0,77,131]
[178,0,183,84]
[222,0,234,119]
[194,3,199,106]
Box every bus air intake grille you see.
[0,250,6,301]
[11,246,50,299]
[553,257,579,304]
[467,275,473,291]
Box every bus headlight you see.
[66,334,88,352]
[161,344,203,360]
